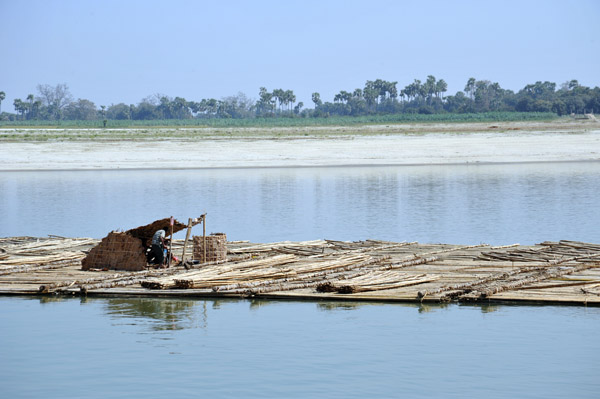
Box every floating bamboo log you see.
[227,240,328,254]
[143,254,299,289]
[2,236,600,305]
[327,275,438,294]
[0,252,84,269]
[477,262,599,298]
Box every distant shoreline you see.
[1,118,597,142]
[2,160,599,174]
[1,120,598,171]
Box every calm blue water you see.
[1,162,600,398]
[1,162,599,244]
[1,296,599,399]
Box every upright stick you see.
[181,218,193,262]
[168,216,174,267]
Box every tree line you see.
[1,77,599,122]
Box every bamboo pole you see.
[168,216,174,267]
[422,253,600,301]
[2,259,82,276]
[181,218,193,263]
[203,215,206,263]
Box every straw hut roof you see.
[126,217,188,245]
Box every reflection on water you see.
[478,303,501,313]
[83,296,496,332]
[315,300,452,314]
[101,297,207,331]
[1,162,599,245]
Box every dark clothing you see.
[149,244,164,265]
[148,229,167,265]
[152,229,166,246]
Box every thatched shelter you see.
[82,217,202,271]
[126,218,188,247]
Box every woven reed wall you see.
[81,232,147,271]
[193,233,227,262]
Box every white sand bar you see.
[1,123,599,170]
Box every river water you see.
[1,162,599,244]
[1,162,600,398]
[1,297,599,398]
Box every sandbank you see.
[1,120,598,170]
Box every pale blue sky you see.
[1,0,598,109]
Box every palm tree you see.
[387,82,398,101]
[424,75,437,104]
[436,79,448,99]
[26,94,34,119]
[285,90,296,113]
[272,89,284,113]
[311,92,322,108]
[465,77,476,100]
[13,99,25,120]
[0,91,5,113]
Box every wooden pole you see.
[168,216,174,267]
[181,218,193,262]
[203,215,206,263]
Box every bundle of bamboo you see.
[478,240,600,263]
[227,240,327,254]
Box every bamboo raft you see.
[1,236,600,305]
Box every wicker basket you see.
[193,233,227,262]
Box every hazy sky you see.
[1,0,599,110]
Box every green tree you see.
[107,103,131,120]
[472,80,506,112]
[444,91,469,113]
[436,79,448,99]
[272,89,285,113]
[568,80,579,90]
[464,77,476,100]
[0,91,6,113]
[294,101,304,115]
[156,96,174,119]
[29,100,42,119]
[285,90,296,113]
[423,75,437,104]
[311,92,322,107]
[195,98,219,117]
[256,87,275,116]
[172,97,192,119]
[13,99,26,119]
[64,98,98,120]
[334,90,351,104]
[132,100,157,120]
[26,94,34,119]
[363,80,379,110]
[403,79,422,103]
